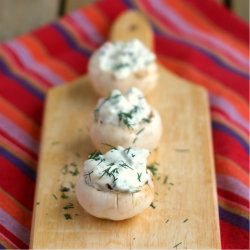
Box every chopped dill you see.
[150,202,156,209]
[101,143,117,150]
[183,218,188,223]
[137,172,142,182]
[147,163,158,176]
[136,128,144,136]
[61,164,68,175]
[165,219,169,223]
[52,194,58,200]
[163,176,168,184]
[173,242,182,249]
[133,137,138,144]
[63,203,74,210]
[142,118,151,123]
[64,214,72,220]
[61,193,69,199]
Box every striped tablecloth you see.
[0,0,249,248]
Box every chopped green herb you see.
[183,218,188,223]
[70,162,77,167]
[157,177,161,181]
[131,154,135,157]
[52,194,58,200]
[88,150,102,160]
[60,186,70,192]
[61,164,68,175]
[150,202,156,209]
[133,137,138,144]
[108,162,115,166]
[101,143,117,150]
[147,163,158,176]
[61,193,69,199]
[163,176,168,184]
[137,172,142,182]
[119,161,133,169]
[136,128,144,136]
[36,202,40,205]
[69,168,80,176]
[175,149,189,152]
[70,182,75,189]
[125,147,131,154]
[118,106,139,129]
[173,242,182,249]
[169,183,174,186]
[165,219,169,223]
[63,203,74,210]
[142,118,151,123]
[64,214,72,220]
[51,141,60,145]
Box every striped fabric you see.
[0,0,249,248]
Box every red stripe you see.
[96,0,127,21]
[139,0,247,70]
[213,130,249,172]
[155,34,249,101]
[0,130,38,160]
[0,156,35,211]
[1,45,52,89]
[186,0,249,45]
[0,225,28,249]
[32,26,88,74]
[220,220,249,249]
[218,188,249,209]
[0,71,43,124]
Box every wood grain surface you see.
[30,10,221,249]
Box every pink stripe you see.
[145,0,249,68]
[0,135,37,165]
[0,208,30,245]
[216,174,249,201]
[209,93,249,131]
[0,232,19,249]
[6,41,65,86]
[70,11,104,44]
[0,114,39,155]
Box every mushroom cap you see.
[88,51,158,97]
[89,108,162,153]
[76,173,154,220]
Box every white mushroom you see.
[89,87,162,153]
[88,39,158,97]
[76,146,154,220]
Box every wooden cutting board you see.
[30,11,221,249]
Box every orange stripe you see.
[215,155,249,187]
[135,1,249,74]
[0,237,17,249]
[81,5,109,38]
[164,0,248,57]
[219,198,249,218]
[17,35,77,81]
[158,55,249,120]
[0,189,32,230]
[0,97,40,141]
[0,137,37,171]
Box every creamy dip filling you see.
[83,146,151,193]
[94,87,152,129]
[97,39,156,79]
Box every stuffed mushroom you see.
[76,146,154,220]
[88,39,158,97]
[89,87,162,153]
